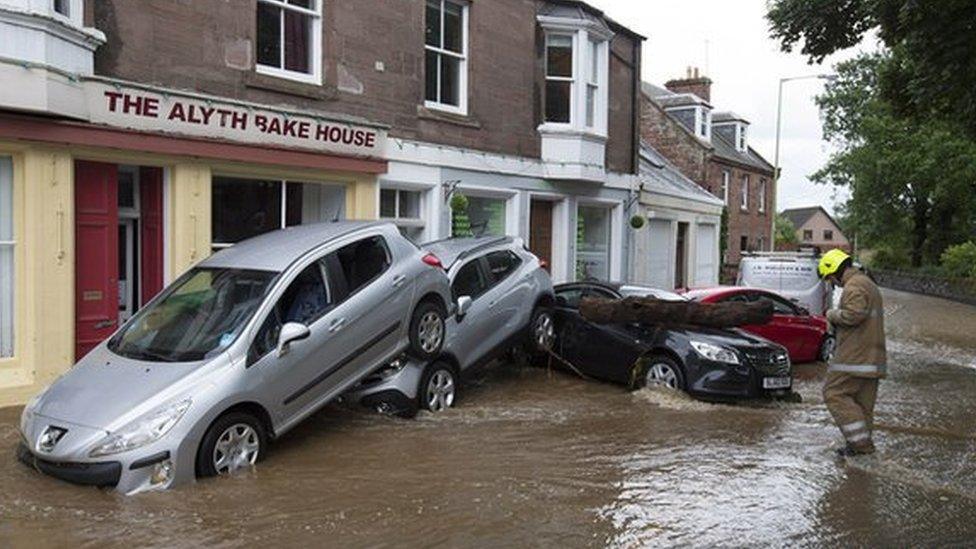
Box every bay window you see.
[542,30,608,132]
[545,34,574,124]
[211,177,345,251]
[576,205,611,281]
[256,0,322,83]
[425,0,468,114]
[0,157,13,358]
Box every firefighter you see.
[819,249,887,456]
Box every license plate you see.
[763,377,792,390]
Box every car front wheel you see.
[419,362,457,413]
[640,355,686,391]
[196,411,267,478]
[408,301,446,360]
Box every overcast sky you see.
[585,0,877,215]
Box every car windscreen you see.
[108,267,278,362]
[618,285,689,302]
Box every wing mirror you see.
[277,322,311,357]
[456,296,472,319]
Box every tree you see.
[813,55,976,267]
[775,214,798,248]
[768,0,976,136]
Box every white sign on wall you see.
[85,81,387,158]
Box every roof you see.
[712,111,749,124]
[539,1,645,40]
[554,281,687,302]
[640,81,775,174]
[422,236,514,269]
[639,142,723,207]
[200,221,389,271]
[781,206,843,231]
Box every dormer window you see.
[697,107,711,140]
[53,0,69,16]
[736,123,748,152]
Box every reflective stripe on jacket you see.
[826,269,887,378]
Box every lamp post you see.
[771,73,836,251]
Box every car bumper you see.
[16,438,189,495]
[344,358,426,414]
[686,358,792,399]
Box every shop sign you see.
[85,81,386,158]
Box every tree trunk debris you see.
[579,296,774,329]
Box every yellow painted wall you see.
[168,164,212,280]
[0,144,75,407]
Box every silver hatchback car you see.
[346,236,555,417]
[18,221,452,494]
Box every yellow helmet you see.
[818,248,851,279]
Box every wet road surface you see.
[1,288,974,547]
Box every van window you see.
[250,261,330,361]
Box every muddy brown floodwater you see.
[1,288,975,548]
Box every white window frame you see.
[380,187,426,228]
[721,170,730,204]
[697,107,711,140]
[0,156,14,359]
[740,175,749,211]
[255,0,323,85]
[736,123,748,152]
[539,24,610,136]
[424,0,469,116]
[758,179,766,213]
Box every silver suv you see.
[18,222,452,494]
[346,236,555,417]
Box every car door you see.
[483,249,531,342]
[742,291,810,360]
[448,257,493,368]
[552,285,587,366]
[573,287,644,384]
[756,291,822,361]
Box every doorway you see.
[529,199,553,271]
[75,162,164,360]
[675,222,689,289]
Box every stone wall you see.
[872,270,976,306]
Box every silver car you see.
[346,236,555,417]
[18,221,452,494]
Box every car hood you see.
[638,324,782,351]
[33,344,223,432]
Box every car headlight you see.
[89,399,191,457]
[690,341,740,365]
[20,391,43,436]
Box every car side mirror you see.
[555,295,568,307]
[456,296,472,319]
[277,322,311,357]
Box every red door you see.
[139,167,164,304]
[75,161,119,360]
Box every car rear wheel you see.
[819,334,836,362]
[408,301,446,360]
[641,355,686,391]
[196,411,267,478]
[418,361,457,413]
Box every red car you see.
[683,287,834,364]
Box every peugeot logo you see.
[37,426,67,453]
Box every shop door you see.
[75,161,119,360]
[529,200,553,270]
[139,167,164,304]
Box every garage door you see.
[647,219,672,289]
[695,224,718,286]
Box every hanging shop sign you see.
[85,80,386,158]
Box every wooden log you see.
[579,296,774,328]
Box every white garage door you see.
[647,219,672,289]
[695,224,718,286]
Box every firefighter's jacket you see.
[826,268,887,378]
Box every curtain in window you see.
[284,8,310,73]
[0,157,13,357]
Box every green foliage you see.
[941,242,976,278]
[774,214,798,247]
[450,192,472,237]
[812,54,976,268]
[768,0,976,135]
[629,214,646,230]
[869,246,911,271]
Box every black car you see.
[550,282,793,399]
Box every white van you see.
[737,252,830,315]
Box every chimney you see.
[665,66,712,102]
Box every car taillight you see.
[422,253,443,269]
[539,259,548,270]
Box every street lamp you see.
[771,73,836,251]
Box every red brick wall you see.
[708,159,774,265]
[91,0,639,173]
[638,96,708,182]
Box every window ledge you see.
[417,105,481,129]
[537,124,607,142]
[244,72,337,101]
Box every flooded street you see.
[1,288,974,547]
